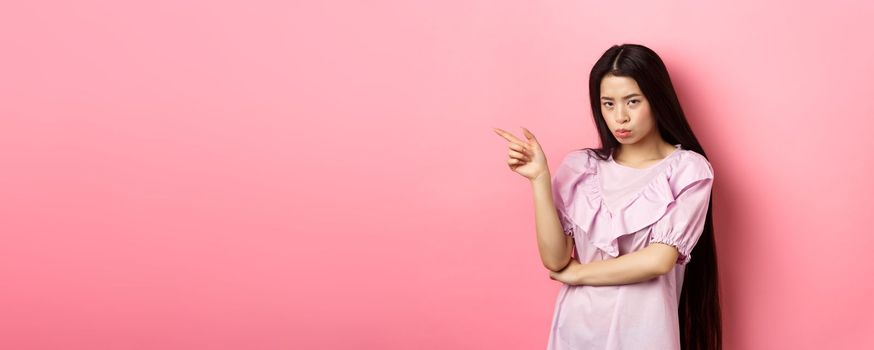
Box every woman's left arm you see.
[551,156,714,286]
[549,243,679,286]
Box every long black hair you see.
[581,43,722,350]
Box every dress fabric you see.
[546,144,714,350]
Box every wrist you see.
[572,262,588,285]
[530,171,551,186]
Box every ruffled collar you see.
[557,144,686,258]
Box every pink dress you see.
[546,144,714,350]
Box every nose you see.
[614,109,629,124]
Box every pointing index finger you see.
[492,128,531,150]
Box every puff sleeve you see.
[647,157,714,266]
[551,166,576,237]
[556,207,576,237]
[550,151,589,237]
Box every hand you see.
[549,259,584,286]
[492,127,548,182]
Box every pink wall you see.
[2,1,872,349]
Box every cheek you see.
[643,105,655,122]
[645,118,660,134]
[637,107,653,126]
[640,113,653,126]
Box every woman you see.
[493,44,722,349]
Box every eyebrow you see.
[600,93,641,101]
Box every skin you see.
[492,74,682,286]
[492,127,574,272]
[600,74,679,168]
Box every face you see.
[599,75,658,145]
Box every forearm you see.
[575,249,664,286]
[531,173,573,272]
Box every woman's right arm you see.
[531,174,574,272]
[492,126,572,272]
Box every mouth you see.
[615,129,632,138]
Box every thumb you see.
[521,127,538,145]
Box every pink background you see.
[2,1,873,349]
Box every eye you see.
[628,99,639,105]
[603,102,613,108]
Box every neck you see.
[614,135,675,163]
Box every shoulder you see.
[676,149,714,177]
[557,148,591,168]
[666,149,714,193]
[556,148,605,173]
[551,148,600,188]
